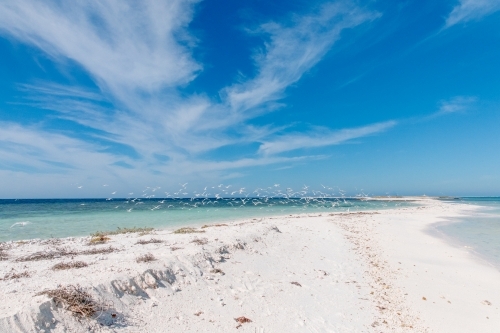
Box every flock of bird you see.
[75,183,377,213]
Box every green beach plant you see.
[90,226,154,237]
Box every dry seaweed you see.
[37,284,105,318]
[16,246,118,262]
[210,268,224,275]
[235,316,252,328]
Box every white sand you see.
[0,199,499,332]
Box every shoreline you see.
[1,200,499,332]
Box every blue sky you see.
[0,0,499,198]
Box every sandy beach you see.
[1,199,499,332]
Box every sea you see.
[1,197,411,242]
[1,196,499,269]
[432,197,500,270]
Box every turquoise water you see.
[434,197,500,270]
[0,198,414,242]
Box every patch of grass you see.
[37,284,106,318]
[170,246,183,251]
[79,246,117,256]
[89,235,111,245]
[91,227,154,238]
[16,246,118,262]
[52,261,89,271]
[173,227,205,234]
[201,223,228,229]
[1,270,30,280]
[191,238,208,245]
[136,238,163,245]
[136,253,156,263]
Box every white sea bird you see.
[10,221,31,228]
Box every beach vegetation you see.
[91,226,154,237]
[1,270,30,280]
[16,246,118,262]
[52,261,89,270]
[201,223,228,229]
[136,238,163,245]
[136,253,156,263]
[37,284,106,318]
[173,227,205,234]
[0,242,9,261]
[89,235,111,245]
[191,238,208,245]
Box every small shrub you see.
[191,238,208,245]
[91,227,154,238]
[136,253,156,263]
[89,235,111,245]
[80,246,117,256]
[52,261,89,271]
[173,227,205,234]
[201,223,228,229]
[136,238,163,245]
[1,270,30,280]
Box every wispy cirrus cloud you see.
[445,0,500,28]
[0,0,390,191]
[258,121,396,156]
[436,96,477,115]
[223,2,381,115]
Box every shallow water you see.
[434,197,500,270]
[0,198,414,242]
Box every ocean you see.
[1,197,412,242]
[2,197,499,270]
[433,197,500,270]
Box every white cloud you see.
[0,1,390,194]
[223,2,380,115]
[258,121,396,156]
[437,96,477,115]
[445,0,500,28]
